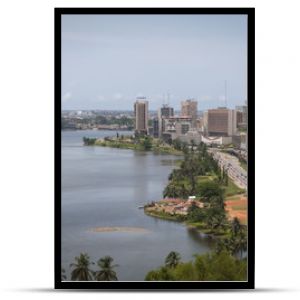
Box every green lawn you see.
[224,179,245,197]
[240,161,247,171]
[231,204,247,210]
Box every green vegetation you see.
[95,115,134,129]
[215,217,247,259]
[156,142,246,237]
[240,161,247,171]
[65,220,246,282]
[165,251,181,268]
[145,250,247,281]
[83,137,97,145]
[145,218,247,281]
[225,178,245,197]
[163,142,229,199]
[83,135,184,155]
[69,253,95,281]
[94,256,118,281]
[68,253,118,281]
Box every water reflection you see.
[186,227,216,250]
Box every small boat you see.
[138,206,144,209]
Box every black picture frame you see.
[55,7,255,290]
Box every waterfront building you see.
[134,98,148,135]
[204,108,237,137]
[162,116,193,141]
[235,105,248,130]
[158,104,174,137]
[181,99,198,128]
[175,122,190,135]
[153,118,159,138]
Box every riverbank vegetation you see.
[150,142,246,236]
[83,135,183,155]
[145,250,247,281]
[145,216,247,281]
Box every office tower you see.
[181,99,197,128]
[134,98,148,135]
[235,105,248,129]
[153,118,159,138]
[163,116,193,137]
[158,104,174,137]
[205,108,237,137]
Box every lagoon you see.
[62,130,214,281]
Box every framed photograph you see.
[55,7,255,289]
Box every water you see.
[62,130,214,281]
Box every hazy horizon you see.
[62,14,247,111]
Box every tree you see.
[182,142,189,154]
[94,256,118,281]
[146,251,247,281]
[83,137,97,145]
[172,138,183,151]
[231,217,242,237]
[70,253,94,281]
[142,136,152,150]
[163,181,189,199]
[205,209,227,230]
[165,251,181,268]
[187,205,206,222]
[197,181,224,206]
[145,266,175,281]
[210,194,225,210]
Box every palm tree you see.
[70,253,94,281]
[165,251,181,268]
[61,267,67,281]
[94,256,118,281]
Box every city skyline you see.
[62,15,247,111]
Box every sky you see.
[61,14,247,111]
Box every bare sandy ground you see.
[89,227,150,233]
[225,196,248,224]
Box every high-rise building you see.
[163,116,193,138]
[235,105,248,129]
[134,98,148,135]
[204,108,237,137]
[153,118,159,138]
[158,104,174,137]
[181,99,198,128]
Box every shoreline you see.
[144,208,228,240]
[87,138,184,156]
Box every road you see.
[208,148,247,190]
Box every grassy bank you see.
[144,207,232,239]
[85,136,184,155]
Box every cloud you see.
[62,92,72,102]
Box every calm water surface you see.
[62,130,214,281]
